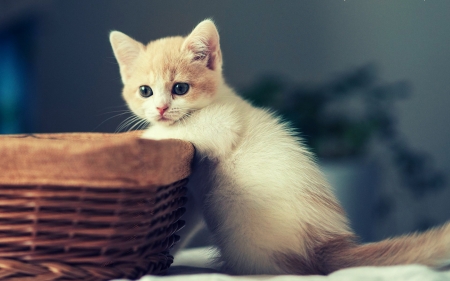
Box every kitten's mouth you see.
[154,111,192,125]
[157,116,172,122]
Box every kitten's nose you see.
[157,105,169,115]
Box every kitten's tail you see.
[320,222,450,274]
[279,222,450,275]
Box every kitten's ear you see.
[110,31,144,83]
[182,19,222,70]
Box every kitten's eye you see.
[172,83,190,95]
[139,85,153,98]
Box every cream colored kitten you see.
[110,20,450,275]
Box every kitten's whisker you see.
[115,115,141,133]
[136,120,150,131]
[115,120,131,133]
[130,119,146,132]
[140,119,150,130]
[92,111,133,132]
[138,120,150,131]
[127,118,147,132]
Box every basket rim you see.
[0,132,194,188]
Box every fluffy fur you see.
[110,19,450,275]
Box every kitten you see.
[110,19,450,275]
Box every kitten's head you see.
[110,19,223,126]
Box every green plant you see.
[241,64,445,197]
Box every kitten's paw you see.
[141,126,174,140]
[141,133,165,141]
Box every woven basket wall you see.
[0,132,194,281]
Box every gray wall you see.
[32,1,450,238]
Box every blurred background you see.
[1,0,449,243]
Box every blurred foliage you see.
[241,64,445,198]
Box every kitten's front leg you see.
[180,106,241,159]
[142,105,241,159]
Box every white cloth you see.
[112,247,450,281]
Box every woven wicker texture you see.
[0,132,195,280]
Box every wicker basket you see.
[0,132,194,280]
